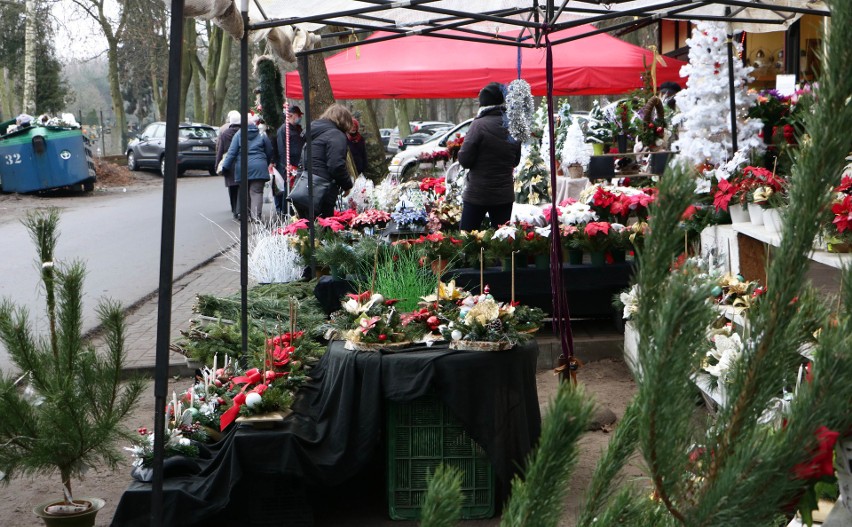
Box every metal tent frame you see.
[150,1,830,523]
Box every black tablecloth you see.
[112,342,541,526]
[313,264,635,318]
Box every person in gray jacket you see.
[220,114,274,222]
[457,82,522,231]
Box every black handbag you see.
[288,171,333,213]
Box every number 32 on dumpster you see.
[4,153,21,165]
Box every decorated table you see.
[112,341,541,526]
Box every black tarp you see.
[112,341,540,526]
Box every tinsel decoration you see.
[253,56,285,133]
[506,79,534,143]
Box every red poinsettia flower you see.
[681,205,698,221]
[584,222,611,237]
[629,192,655,210]
[384,298,400,306]
[317,216,345,232]
[792,426,840,480]
[836,176,852,194]
[333,208,358,224]
[278,218,309,235]
[592,188,617,208]
[713,178,739,212]
[832,195,852,233]
[425,232,446,243]
[359,316,381,334]
[609,195,631,217]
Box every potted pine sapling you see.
[0,209,144,526]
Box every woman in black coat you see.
[292,104,354,220]
[458,82,522,231]
[215,111,241,219]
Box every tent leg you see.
[239,4,250,363]
[298,55,317,278]
[727,10,739,153]
[151,0,184,522]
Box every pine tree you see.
[672,22,764,168]
[0,209,144,505]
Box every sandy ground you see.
[0,358,638,527]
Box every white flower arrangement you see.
[347,175,375,212]
[491,224,518,241]
[618,284,640,320]
[557,201,598,225]
[372,177,403,212]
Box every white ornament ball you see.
[370,293,385,304]
[451,330,463,341]
[245,392,262,408]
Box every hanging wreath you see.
[636,96,667,151]
[506,79,534,143]
[253,56,285,133]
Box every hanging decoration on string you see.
[506,79,534,144]
[183,0,243,40]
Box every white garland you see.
[506,79,534,143]
[347,175,374,212]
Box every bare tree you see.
[70,0,129,148]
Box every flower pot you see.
[747,203,764,226]
[501,257,512,272]
[566,248,583,265]
[33,497,105,527]
[649,152,669,175]
[588,156,614,179]
[616,134,628,153]
[533,254,549,269]
[589,251,606,267]
[763,208,782,232]
[566,163,585,179]
[728,203,750,223]
[828,241,852,253]
[592,143,604,156]
[609,249,626,263]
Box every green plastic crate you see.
[387,391,495,520]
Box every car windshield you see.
[179,127,215,139]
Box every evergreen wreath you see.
[506,79,534,143]
[253,56,285,133]
[636,96,666,150]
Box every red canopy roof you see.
[284,25,686,99]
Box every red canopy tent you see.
[284,25,686,99]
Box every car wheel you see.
[127,151,137,171]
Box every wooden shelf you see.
[732,223,852,270]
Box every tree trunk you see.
[394,100,411,139]
[179,19,197,122]
[306,53,336,118]
[356,99,387,182]
[205,25,222,124]
[23,0,37,115]
[151,71,163,121]
[0,68,14,120]
[212,33,233,125]
[106,38,128,151]
[192,61,203,122]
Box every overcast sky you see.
[52,0,118,62]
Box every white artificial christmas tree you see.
[561,121,590,171]
[672,21,764,168]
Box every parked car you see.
[387,121,454,154]
[388,119,472,179]
[380,128,393,153]
[126,122,218,176]
[398,127,451,151]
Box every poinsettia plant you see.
[350,209,392,230]
[575,221,613,252]
[713,166,783,212]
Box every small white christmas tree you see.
[561,121,590,170]
[672,21,764,168]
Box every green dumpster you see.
[0,124,96,193]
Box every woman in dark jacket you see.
[293,104,354,220]
[347,118,367,176]
[457,82,522,230]
[216,110,241,219]
[220,114,274,222]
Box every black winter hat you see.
[478,82,505,107]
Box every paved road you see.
[0,174,242,372]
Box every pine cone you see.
[486,319,503,333]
